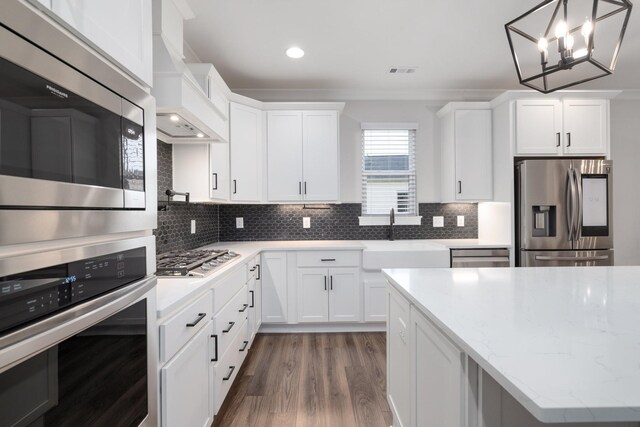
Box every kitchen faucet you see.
[389,208,395,241]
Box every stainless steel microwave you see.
[0,3,157,246]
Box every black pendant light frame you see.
[505,0,633,93]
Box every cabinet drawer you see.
[296,250,361,267]
[160,292,213,363]
[212,285,248,360]
[213,318,249,414]
[212,264,247,313]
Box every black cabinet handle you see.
[222,321,235,333]
[256,264,261,280]
[321,258,336,262]
[211,334,219,362]
[212,173,218,190]
[304,181,307,195]
[566,132,571,147]
[250,290,255,308]
[458,181,462,194]
[239,341,249,352]
[233,179,237,194]
[324,276,327,291]
[299,181,302,195]
[239,304,249,313]
[249,266,256,272]
[223,366,236,381]
[186,313,206,327]
[556,132,561,147]
[330,275,333,290]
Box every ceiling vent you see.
[388,66,418,74]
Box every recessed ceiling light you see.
[196,132,204,138]
[286,47,305,59]
[170,114,180,122]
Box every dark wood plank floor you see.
[212,333,393,427]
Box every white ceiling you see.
[184,0,640,99]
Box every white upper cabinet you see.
[515,98,608,156]
[267,110,339,203]
[563,99,608,155]
[302,111,339,201]
[515,99,563,155]
[210,141,230,201]
[267,112,303,201]
[46,0,153,87]
[439,104,493,203]
[230,103,262,202]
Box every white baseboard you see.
[258,322,386,333]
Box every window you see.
[361,126,417,217]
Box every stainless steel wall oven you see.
[0,238,158,427]
[0,2,157,246]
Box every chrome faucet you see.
[389,208,395,241]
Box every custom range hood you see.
[152,0,228,143]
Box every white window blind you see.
[362,128,417,216]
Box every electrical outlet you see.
[190,220,196,234]
[433,216,444,228]
[236,217,244,229]
[303,217,311,228]
[457,215,465,227]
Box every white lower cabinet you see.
[296,267,360,323]
[411,306,465,427]
[247,255,262,347]
[261,251,288,323]
[160,322,213,427]
[387,286,411,427]
[364,278,387,322]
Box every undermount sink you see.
[362,240,450,270]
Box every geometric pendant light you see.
[505,0,633,93]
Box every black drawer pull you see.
[223,366,235,381]
[321,258,336,262]
[222,321,235,333]
[330,275,333,290]
[249,266,256,272]
[211,334,219,362]
[239,304,249,313]
[250,290,255,308]
[239,341,249,352]
[186,313,206,327]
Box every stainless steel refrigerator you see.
[516,159,613,267]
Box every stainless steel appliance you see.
[156,249,240,277]
[516,159,613,267]
[0,2,156,246]
[451,248,511,268]
[0,239,157,427]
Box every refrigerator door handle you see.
[535,255,610,262]
[573,168,583,240]
[566,169,575,242]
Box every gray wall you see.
[610,100,640,266]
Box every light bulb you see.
[566,34,575,49]
[573,48,589,58]
[285,47,305,59]
[170,114,180,122]
[537,37,549,52]
[196,133,204,138]
[555,20,568,38]
[581,19,593,38]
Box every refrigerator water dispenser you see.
[532,205,556,237]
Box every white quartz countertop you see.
[155,239,508,318]
[383,266,640,423]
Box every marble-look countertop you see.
[156,239,509,318]
[383,266,640,423]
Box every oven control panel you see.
[0,247,146,335]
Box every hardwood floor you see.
[212,333,393,427]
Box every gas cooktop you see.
[156,249,240,278]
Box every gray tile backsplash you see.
[218,203,477,241]
[155,141,478,249]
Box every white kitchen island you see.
[383,266,640,427]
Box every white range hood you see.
[152,0,228,143]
